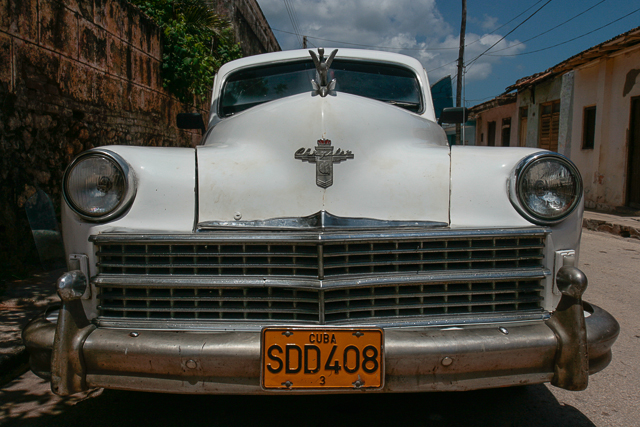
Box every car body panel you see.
[198,92,450,223]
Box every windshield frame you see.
[217,58,426,118]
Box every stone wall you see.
[209,0,280,56]
[0,0,206,276]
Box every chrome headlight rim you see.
[509,152,583,226]
[63,149,137,222]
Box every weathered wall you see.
[517,77,563,149]
[208,0,280,56]
[0,0,205,275]
[474,102,517,147]
[570,45,640,210]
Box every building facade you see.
[471,27,640,211]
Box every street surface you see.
[1,230,638,427]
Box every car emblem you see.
[295,139,354,188]
[309,48,338,97]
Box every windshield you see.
[220,59,422,117]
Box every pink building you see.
[471,26,640,211]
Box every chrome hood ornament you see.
[309,47,338,97]
[295,138,354,188]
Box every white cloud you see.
[257,0,525,88]
[470,14,499,31]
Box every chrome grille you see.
[323,280,543,323]
[95,233,545,279]
[98,286,319,322]
[96,243,319,277]
[92,229,549,324]
[96,278,543,323]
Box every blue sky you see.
[256,0,640,106]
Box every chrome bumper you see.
[23,269,619,395]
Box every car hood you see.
[196,92,450,227]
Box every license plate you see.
[261,328,383,390]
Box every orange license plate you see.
[261,328,383,390]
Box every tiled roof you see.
[505,26,640,93]
[469,93,517,115]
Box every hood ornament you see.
[295,139,354,188]
[309,48,338,97]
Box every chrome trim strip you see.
[92,268,549,290]
[197,211,445,231]
[94,311,549,331]
[90,227,550,244]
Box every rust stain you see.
[593,172,605,185]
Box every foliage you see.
[130,0,243,104]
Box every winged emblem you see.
[309,48,338,97]
[295,139,354,188]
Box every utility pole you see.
[455,0,466,145]
[303,36,307,48]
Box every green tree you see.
[130,0,243,103]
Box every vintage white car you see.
[24,48,619,395]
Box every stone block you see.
[107,34,127,77]
[0,0,9,33]
[1,0,37,42]
[130,10,156,53]
[120,81,134,112]
[129,84,145,112]
[95,0,127,40]
[13,39,60,94]
[149,57,161,90]
[39,1,78,59]
[0,33,11,88]
[128,9,142,50]
[95,74,123,110]
[58,58,95,103]
[79,20,107,69]
[144,88,162,116]
[131,48,151,87]
[60,0,93,21]
[93,0,107,30]
[148,26,161,60]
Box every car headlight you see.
[509,153,582,225]
[63,150,136,221]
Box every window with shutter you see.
[539,101,560,151]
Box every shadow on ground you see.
[1,377,595,427]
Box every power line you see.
[466,0,554,67]
[286,0,303,45]
[465,0,546,48]
[271,27,460,51]
[487,6,640,57]
[282,0,302,47]
[427,59,459,73]
[488,0,607,54]
[287,0,304,47]
[274,1,552,52]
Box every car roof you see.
[215,48,427,81]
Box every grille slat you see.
[94,230,547,323]
[324,297,543,314]
[96,235,545,278]
[321,287,544,302]
[99,306,319,314]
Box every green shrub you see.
[130,0,243,103]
